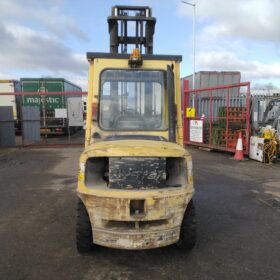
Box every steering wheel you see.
[112,111,147,129]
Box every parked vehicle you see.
[20,78,83,134]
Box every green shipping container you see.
[20,78,82,133]
[20,78,81,112]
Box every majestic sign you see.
[25,97,61,105]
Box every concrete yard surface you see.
[0,147,279,280]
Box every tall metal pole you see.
[192,3,196,107]
[181,1,196,107]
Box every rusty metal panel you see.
[109,157,166,189]
[0,106,15,146]
[22,106,40,141]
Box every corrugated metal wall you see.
[182,71,241,89]
[182,71,244,119]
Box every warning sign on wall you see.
[190,120,203,143]
[186,107,195,118]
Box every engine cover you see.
[109,157,166,189]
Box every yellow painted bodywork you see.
[78,139,193,193]
[78,189,193,249]
[77,55,194,249]
[85,58,183,147]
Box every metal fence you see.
[0,91,87,147]
[183,81,251,155]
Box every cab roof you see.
[87,52,182,62]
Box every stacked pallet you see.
[218,107,247,127]
[212,127,246,149]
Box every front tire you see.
[76,199,94,253]
[176,199,196,249]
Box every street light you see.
[181,1,196,107]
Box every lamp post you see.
[181,1,196,107]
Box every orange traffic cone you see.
[234,132,244,161]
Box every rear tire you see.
[176,199,196,250]
[76,199,94,253]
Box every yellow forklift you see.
[76,6,196,251]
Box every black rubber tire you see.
[176,199,196,250]
[76,199,95,253]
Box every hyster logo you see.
[26,97,60,104]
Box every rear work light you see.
[129,48,142,68]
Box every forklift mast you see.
[108,5,156,54]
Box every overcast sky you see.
[0,0,279,90]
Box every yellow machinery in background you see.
[262,126,278,164]
[75,6,196,251]
[250,126,279,164]
[251,96,280,164]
